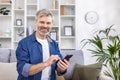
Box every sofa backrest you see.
[0,49,17,63]
[61,49,84,80]
[0,49,10,62]
[10,49,17,62]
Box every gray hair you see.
[35,9,54,21]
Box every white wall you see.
[76,0,120,64]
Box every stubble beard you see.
[37,27,50,36]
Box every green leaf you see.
[80,24,120,80]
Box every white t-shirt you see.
[36,37,51,80]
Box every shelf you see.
[27,0,37,5]
[0,38,11,48]
[53,26,59,28]
[61,36,75,39]
[61,15,75,18]
[27,5,37,15]
[26,4,37,6]
[14,26,24,28]
[60,0,76,49]
[0,0,76,49]
[0,48,12,49]
[0,36,11,39]
[50,9,59,12]
[60,4,75,6]
[13,41,18,43]
[14,9,24,11]
[27,15,35,17]
[0,15,11,17]
[60,38,76,50]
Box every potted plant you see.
[81,25,120,80]
[0,7,6,14]
[0,7,10,15]
[3,10,10,15]
[17,28,24,41]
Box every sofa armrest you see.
[0,62,18,80]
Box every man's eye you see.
[40,21,44,24]
[47,22,51,25]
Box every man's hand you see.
[45,55,60,67]
[28,55,60,76]
[57,59,69,73]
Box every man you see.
[16,9,69,80]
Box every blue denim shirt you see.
[16,32,63,80]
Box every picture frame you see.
[49,30,57,41]
[64,26,73,36]
[16,19,22,26]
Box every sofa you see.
[0,49,109,80]
[0,49,17,80]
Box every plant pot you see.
[3,12,8,15]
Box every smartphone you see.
[63,54,73,61]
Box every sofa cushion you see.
[72,63,102,80]
[61,50,84,80]
[10,49,17,62]
[0,49,10,62]
[0,62,18,80]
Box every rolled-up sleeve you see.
[22,63,31,77]
[16,40,31,77]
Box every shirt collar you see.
[31,31,53,43]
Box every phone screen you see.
[63,54,73,61]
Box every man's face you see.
[35,15,53,36]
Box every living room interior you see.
[0,0,120,80]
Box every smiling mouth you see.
[38,30,49,36]
[41,29,48,32]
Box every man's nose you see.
[43,23,47,27]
